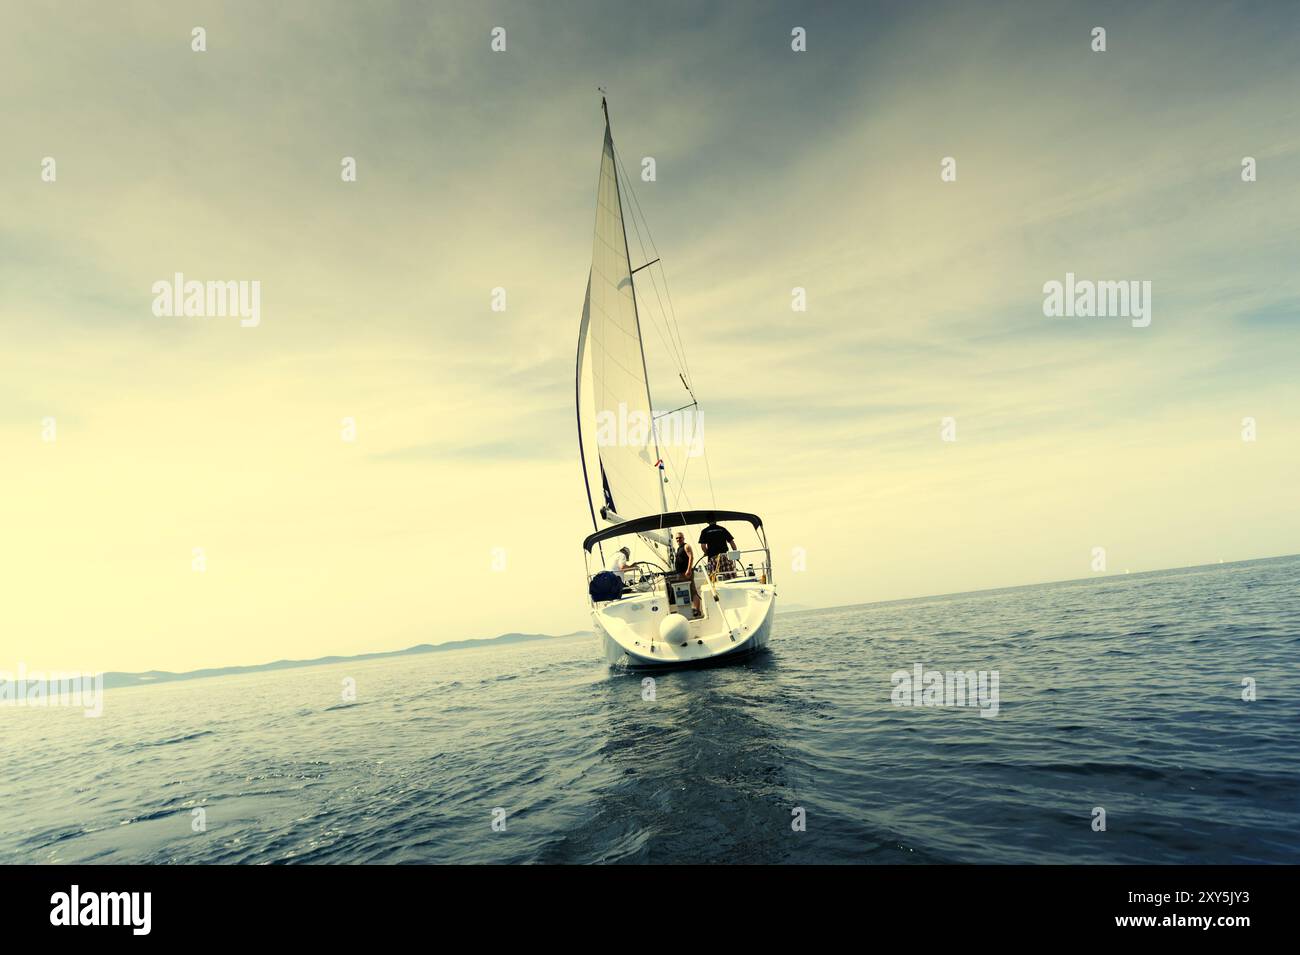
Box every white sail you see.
[575,100,777,670]
[576,114,664,523]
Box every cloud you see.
[2,0,1297,670]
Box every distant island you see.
[776,603,816,614]
[101,632,591,690]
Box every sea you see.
[2,556,1297,864]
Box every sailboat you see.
[576,96,776,668]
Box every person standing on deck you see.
[699,521,737,576]
[673,531,703,617]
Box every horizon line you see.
[799,551,1299,616]
[19,552,1295,682]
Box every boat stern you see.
[595,579,776,667]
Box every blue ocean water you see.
[2,556,1297,864]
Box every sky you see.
[2,0,1297,672]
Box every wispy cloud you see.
[2,0,1296,670]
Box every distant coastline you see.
[775,602,816,614]
[100,632,591,690]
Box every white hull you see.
[594,579,776,668]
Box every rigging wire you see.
[614,148,694,387]
[611,141,718,509]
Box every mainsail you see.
[576,102,666,528]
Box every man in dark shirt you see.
[698,521,737,576]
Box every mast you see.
[603,96,670,520]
